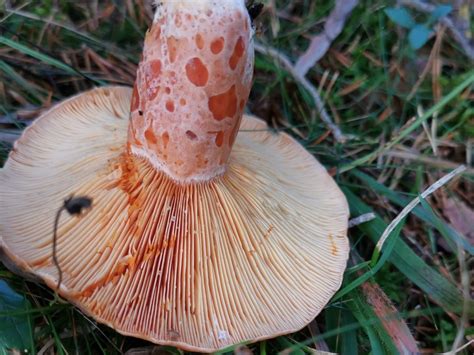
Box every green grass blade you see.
[333,220,405,300]
[350,170,474,255]
[419,196,471,253]
[340,311,358,355]
[0,36,105,85]
[342,188,473,316]
[339,72,474,173]
[0,60,44,103]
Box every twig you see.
[52,196,93,291]
[375,165,466,252]
[52,205,65,291]
[348,212,376,227]
[295,0,359,76]
[254,42,346,143]
[399,0,474,61]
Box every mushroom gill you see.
[0,87,348,352]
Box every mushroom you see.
[0,0,349,352]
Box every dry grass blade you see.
[375,165,467,253]
[383,150,474,175]
[348,213,376,227]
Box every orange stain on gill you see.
[210,37,225,54]
[185,57,209,87]
[208,85,237,121]
[328,234,338,256]
[229,36,245,70]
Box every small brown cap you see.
[0,87,349,352]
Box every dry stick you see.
[375,165,466,252]
[254,42,346,143]
[399,0,474,61]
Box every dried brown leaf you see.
[442,197,474,244]
[295,0,358,76]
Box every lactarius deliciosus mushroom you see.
[0,0,349,352]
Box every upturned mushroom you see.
[0,0,349,352]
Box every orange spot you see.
[145,60,162,101]
[130,83,139,112]
[195,33,205,49]
[210,37,225,54]
[148,24,161,41]
[145,25,161,47]
[166,100,175,112]
[167,36,178,63]
[131,126,142,147]
[186,130,197,140]
[149,59,162,76]
[185,57,209,87]
[215,131,224,147]
[145,127,157,145]
[175,13,182,27]
[154,25,161,40]
[229,121,240,146]
[147,86,160,102]
[165,87,171,94]
[180,98,186,106]
[162,132,170,148]
[208,85,237,121]
[229,36,245,70]
[239,99,245,110]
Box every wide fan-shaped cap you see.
[1,87,348,352]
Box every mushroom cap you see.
[0,87,349,352]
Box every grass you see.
[1,0,473,353]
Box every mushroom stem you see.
[128,0,254,183]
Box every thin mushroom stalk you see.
[0,0,350,353]
[129,0,254,182]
